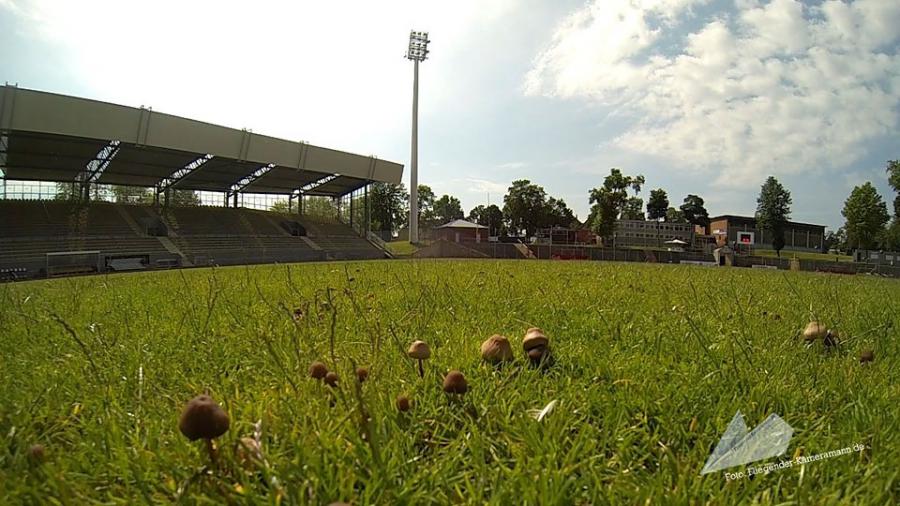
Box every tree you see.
[111,185,153,204]
[879,220,900,251]
[646,189,669,246]
[823,227,847,253]
[54,183,78,201]
[417,184,437,227]
[503,179,549,237]
[433,194,464,223]
[303,196,339,221]
[887,160,900,217]
[842,182,889,251]
[370,182,408,235]
[269,200,291,214]
[620,197,645,220]
[679,194,709,247]
[169,190,200,206]
[542,197,577,228]
[647,189,669,221]
[587,168,645,240]
[468,204,504,236]
[665,207,687,223]
[755,176,792,256]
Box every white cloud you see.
[464,177,509,195]
[1,0,516,159]
[497,161,527,170]
[525,0,900,187]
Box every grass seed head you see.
[443,370,468,395]
[356,367,369,383]
[325,371,339,387]
[396,395,411,412]
[309,361,328,380]
[178,395,230,441]
[481,334,514,364]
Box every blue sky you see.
[1,0,898,229]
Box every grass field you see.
[1,260,898,504]
[753,249,854,263]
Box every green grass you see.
[753,249,853,263]
[1,260,898,504]
[385,241,424,257]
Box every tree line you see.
[370,160,900,253]
[368,169,714,242]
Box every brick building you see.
[433,219,489,243]
[708,215,825,251]
[613,219,695,248]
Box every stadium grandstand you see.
[0,85,403,280]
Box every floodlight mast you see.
[406,30,429,244]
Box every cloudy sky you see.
[1,0,898,229]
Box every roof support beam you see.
[291,173,340,198]
[82,140,121,183]
[157,154,213,194]
[0,132,8,176]
[226,162,275,198]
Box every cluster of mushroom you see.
[481,327,552,366]
[802,321,874,364]
[405,340,468,400]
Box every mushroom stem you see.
[205,439,218,466]
[417,359,424,378]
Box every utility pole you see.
[406,30,430,244]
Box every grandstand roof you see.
[0,85,403,197]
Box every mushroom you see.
[407,340,431,378]
[179,394,230,464]
[442,370,468,395]
[824,330,840,348]
[324,371,339,387]
[356,367,369,383]
[396,395,411,412]
[523,327,550,365]
[481,334,514,364]
[803,321,827,342]
[27,444,45,464]
[309,361,328,380]
[860,349,875,364]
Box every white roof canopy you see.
[0,85,403,197]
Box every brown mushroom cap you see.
[442,370,468,394]
[356,367,369,383]
[407,340,431,360]
[179,394,230,441]
[860,349,875,363]
[523,327,549,351]
[396,395,411,412]
[481,334,514,363]
[27,444,45,463]
[803,321,827,342]
[309,361,328,380]
[324,371,339,387]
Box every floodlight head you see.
[406,30,431,62]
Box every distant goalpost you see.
[46,250,101,277]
